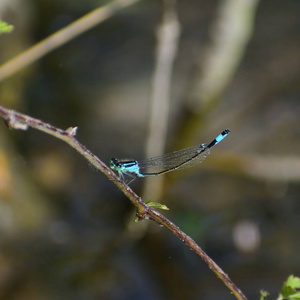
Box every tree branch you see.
[0,0,141,83]
[0,104,247,300]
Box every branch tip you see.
[65,126,78,137]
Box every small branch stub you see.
[65,126,78,137]
[135,210,150,222]
[4,112,29,131]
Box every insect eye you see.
[111,158,120,167]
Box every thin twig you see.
[179,0,260,146]
[0,104,247,300]
[0,0,140,83]
[215,153,300,182]
[143,0,181,200]
[188,0,260,113]
[148,209,247,300]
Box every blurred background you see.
[0,0,300,299]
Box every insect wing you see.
[137,144,210,175]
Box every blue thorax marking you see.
[121,161,140,175]
[110,158,144,177]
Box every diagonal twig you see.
[0,104,247,300]
[0,0,141,83]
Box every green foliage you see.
[0,19,14,34]
[260,289,270,300]
[134,201,169,222]
[278,275,300,300]
[145,200,169,211]
[259,276,300,300]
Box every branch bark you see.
[0,104,247,300]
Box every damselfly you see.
[111,129,230,184]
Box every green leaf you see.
[0,19,14,34]
[260,289,269,300]
[286,276,300,290]
[145,200,169,210]
[279,275,300,300]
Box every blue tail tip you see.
[223,129,230,135]
[213,129,230,146]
